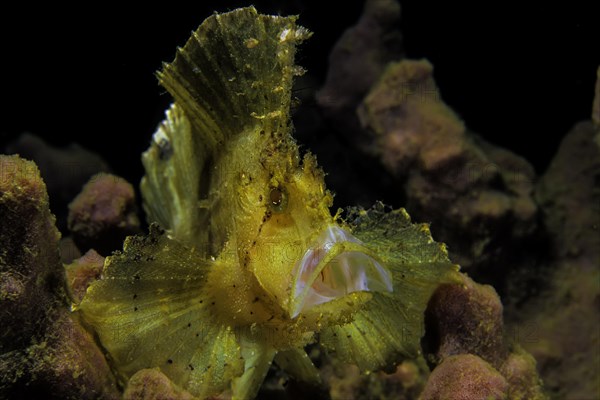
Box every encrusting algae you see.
[77,7,459,399]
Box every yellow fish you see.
[78,6,458,399]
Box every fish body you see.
[78,7,458,399]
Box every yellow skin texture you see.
[78,7,459,399]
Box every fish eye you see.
[268,186,288,212]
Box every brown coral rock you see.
[0,155,62,352]
[68,173,140,256]
[28,311,119,400]
[425,274,507,367]
[0,155,119,399]
[500,348,545,400]
[419,354,508,400]
[512,119,600,398]
[64,249,105,303]
[356,59,538,278]
[316,0,403,148]
[5,132,111,230]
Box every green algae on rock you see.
[0,155,62,353]
[78,6,459,399]
[0,155,119,399]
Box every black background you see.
[1,1,598,187]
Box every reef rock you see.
[318,1,539,280]
[420,354,508,400]
[425,274,507,367]
[356,59,538,278]
[68,173,140,256]
[0,155,62,352]
[64,249,105,303]
[316,0,403,149]
[511,118,600,399]
[5,133,111,230]
[0,155,119,399]
[423,274,545,399]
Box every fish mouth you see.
[290,225,393,318]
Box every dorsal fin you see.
[158,6,311,153]
[142,7,311,251]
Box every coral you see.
[316,0,403,149]
[27,311,119,400]
[67,173,140,256]
[536,121,600,260]
[123,369,195,400]
[5,133,110,230]
[318,0,540,280]
[500,347,546,400]
[64,249,105,303]
[419,354,508,400]
[0,155,62,352]
[423,273,545,399]
[425,274,507,367]
[508,118,600,399]
[0,154,119,399]
[355,59,538,277]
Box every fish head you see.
[230,130,393,319]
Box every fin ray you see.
[320,204,460,371]
[78,225,243,398]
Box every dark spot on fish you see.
[134,307,138,312]
[347,335,351,338]
[253,297,259,303]
[224,362,228,367]
[134,274,140,280]
[258,194,263,202]
[167,359,173,364]
[268,315,275,321]
[333,333,337,337]
[250,311,254,315]
[211,301,216,306]
[259,129,265,135]
[133,294,138,299]
[199,300,203,304]
[189,364,194,371]
[196,333,200,337]
[187,323,191,328]
[233,284,236,288]
[157,138,173,160]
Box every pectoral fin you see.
[78,224,244,399]
[320,203,460,372]
[231,339,277,400]
[274,348,321,385]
